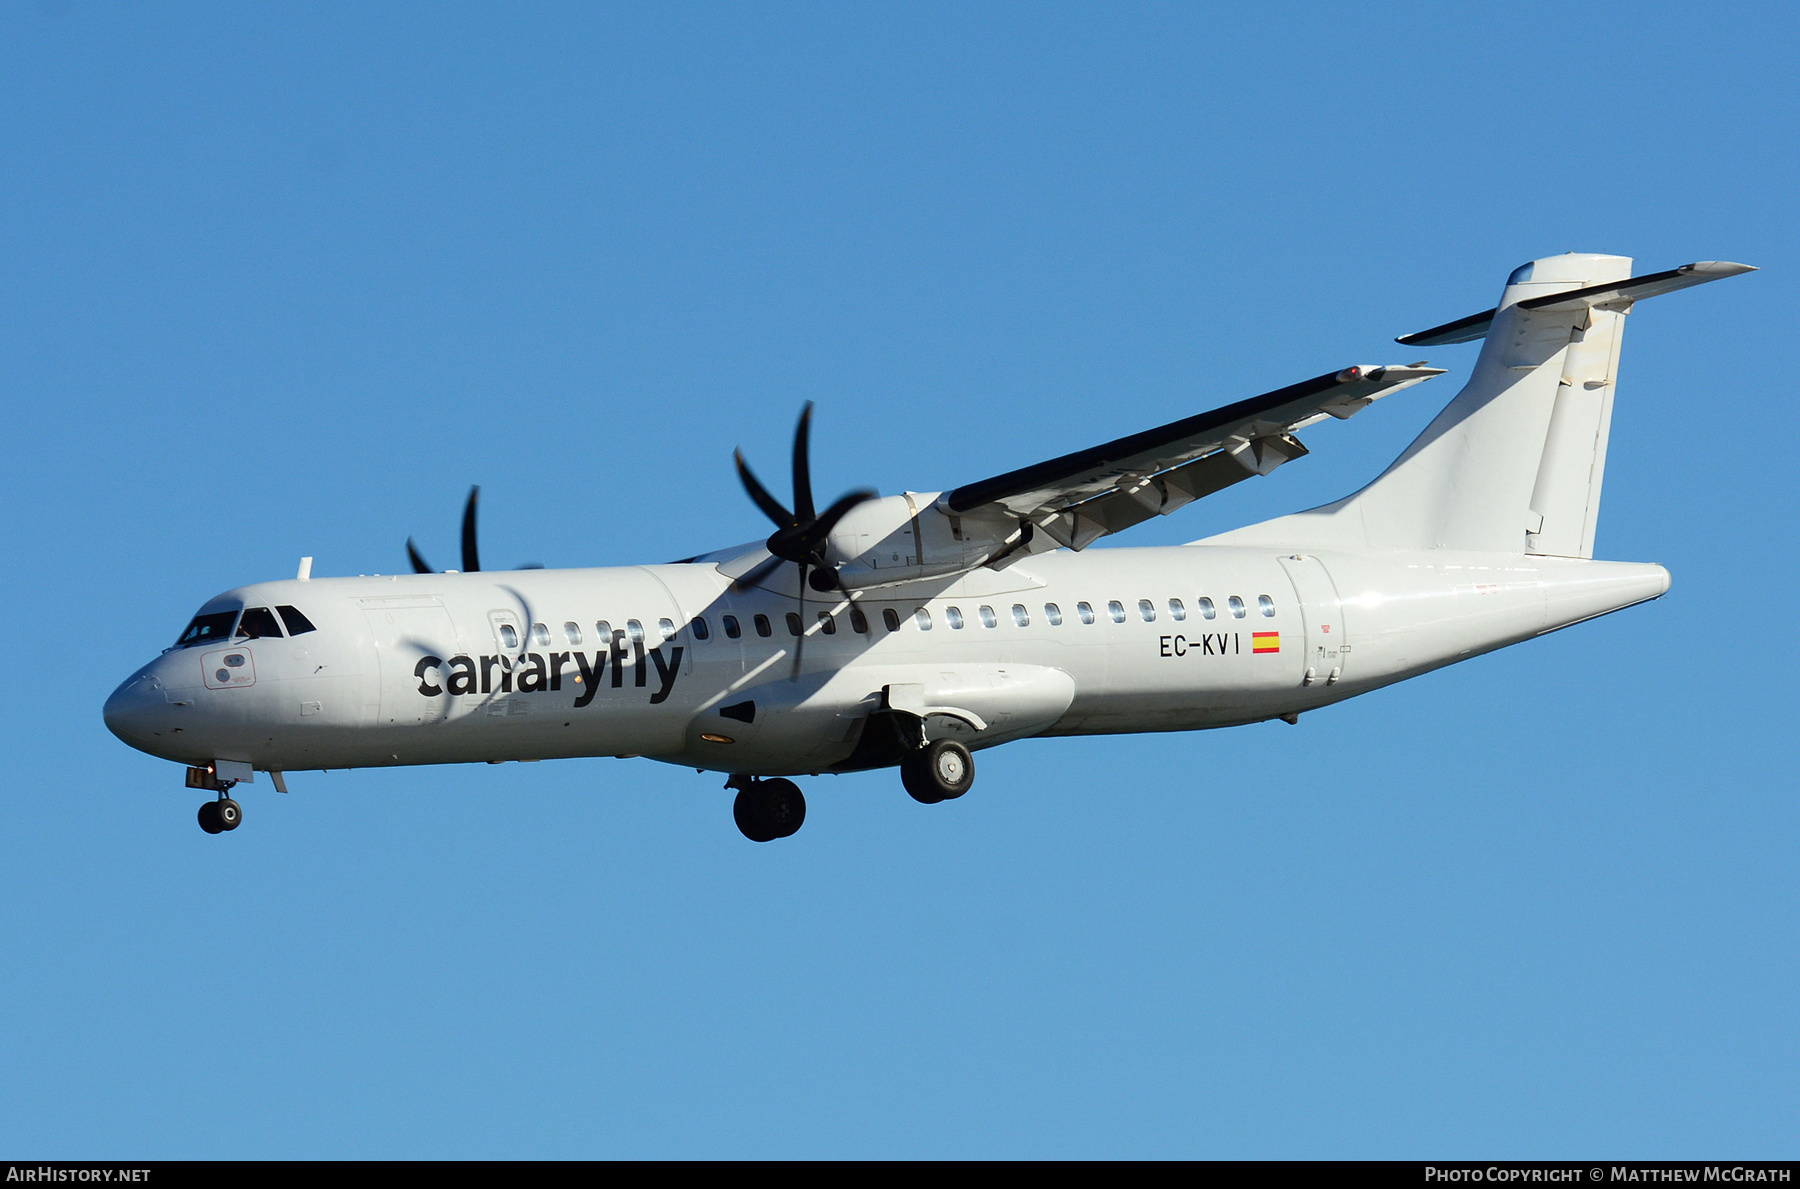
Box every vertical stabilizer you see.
[1347,253,1633,553]
[1202,254,1751,556]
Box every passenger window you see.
[235,607,284,639]
[882,608,901,632]
[1044,603,1063,626]
[914,608,933,630]
[564,622,583,645]
[1169,598,1186,622]
[946,606,966,629]
[785,612,803,636]
[1258,595,1276,617]
[658,618,676,642]
[1138,599,1155,623]
[1228,596,1246,619]
[817,611,836,635]
[596,620,613,644]
[627,620,645,643]
[1077,601,1095,624]
[275,606,316,637]
[530,623,551,647]
[978,605,997,628]
[1197,598,1216,620]
[1108,600,1126,623]
[1012,604,1029,627]
[692,617,711,641]
[500,624,520,649]
[849,608,869,634]
[754,614,772,638]
[723,615,742,639]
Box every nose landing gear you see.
[729,776,806,842]
[197,786,242,834]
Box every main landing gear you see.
[731,777,806,842]
[901,739,974,805]
[197,788,242,834]
[726,740,976,840]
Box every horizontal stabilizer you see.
[1395,308,1495,348]
[1396,261,1756,347]
[1516,260,1756,312]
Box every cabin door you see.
[361,598,460,725]
[1277,555,1347,688]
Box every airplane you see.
[104,253,1753,841]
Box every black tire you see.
[901,740,974,803]
[901,760,944,804]
[733,788,779,842]
[217,798,242,831]
[757,779,806,838]
[197,801,224,834]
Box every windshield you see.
[235,607,285,639]
[175,610,239,649]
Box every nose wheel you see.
[902,740,974,804]
[731,778,806,842]
[197,788,242,834]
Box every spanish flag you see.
[1252,631,1280,654]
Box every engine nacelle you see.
[824,493,1032,590]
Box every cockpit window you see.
[235,607,285,639]
[276,605,317,636]
[176,610,238,648]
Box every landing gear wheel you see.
[217,798,242,831]
[733,779,807,842]
[197,801,224,834]
[902,740,974,804]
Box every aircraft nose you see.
[104,671,166,746]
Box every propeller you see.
[406,486,543,573]
[733,402,875,676]
[407,486,482,574]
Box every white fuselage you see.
[103,542,1668,779]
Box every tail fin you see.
[1208,254,1753,556]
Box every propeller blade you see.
[806,488,876,546]
[406,538,435,575]
[730,553,786,593]
[460,486,481,573]
[791,561,808,680]
[791,401,816,523]
[735,450,794,529]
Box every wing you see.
[944,364,1444,550]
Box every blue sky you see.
[2,1,1795,1157]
